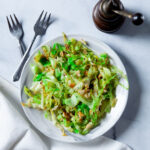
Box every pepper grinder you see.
[93,0,144,33]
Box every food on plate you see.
[23,33,127,135]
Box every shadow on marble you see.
[104,127,114,139]
[109,46,142,138]
[19,20,27,54]
[116,12,150,38]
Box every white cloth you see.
[0,76,131,150]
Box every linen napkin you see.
[0,76,132,150]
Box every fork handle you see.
[13,34,37,81]
[19,39,26,56]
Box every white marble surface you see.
[0,0,150,149]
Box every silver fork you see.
[6,14,26,56]
[13,10,51,82]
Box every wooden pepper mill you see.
[93,0,144,33]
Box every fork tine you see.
[6,16,12,31]
[42,12,47,24]
[46,13,51,25]
[14,14,20,25]
[36,10,44,23]
[10,15,15,26]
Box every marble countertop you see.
[0,0,150,149]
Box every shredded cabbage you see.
[23,33,128,135]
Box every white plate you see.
[20,34,129,143]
